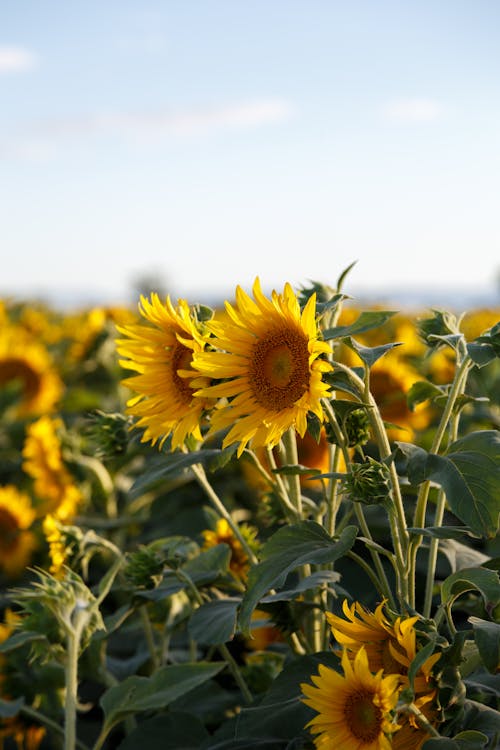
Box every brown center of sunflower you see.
[249,327,310,411]
[0,358,41,400]
[171,343,194,403]
[0,508,20,554]
[344,689,382,743]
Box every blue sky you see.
[1,1,499,307]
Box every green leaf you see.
[272,464,322,476]
[183,543,232,585]
[100,662,225,735]
[261,571,341,602]
[0,631,45,653]
[407,526,480,541]
[205,651,340,748]
[344,337,403,367]
[397,431,500,538]
[422,731,488,749]
[407,380,444,410]
[238,523,357,634]
[441,567,500,615]
[128,450,224,499]
[116,712,209,750]
[188,598,240,645]
[323,310,397,340]
[469,617,500,674]
[466,342,497,367]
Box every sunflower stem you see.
[175,568,253,705]
[281,428,303,517]
[190,462,258,565]
[408,355,473,609]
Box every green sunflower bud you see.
[343,408,371,448]
[11,568,105,660]
[124,545,165,590]
[417,310,459,348]
[85,410,131,458]
[342,457,392,505]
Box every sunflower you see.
[0,324,63,417]
[116,294,211,450]
[301,647,400,749]
[42,515,68,577]
[22,416,82,521]
[326,600,441,747]
[192,278,332,457]
[0,486,37,578]
[326,600,440,684]
[201,518,257,581]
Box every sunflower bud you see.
[343,408,371,448]
[85,410,131,458]
[417,310,459,348]
[124,545,165,590]
[11,568,105,660]
[342,458,392,505]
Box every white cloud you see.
[46,99,295,138]
[0,46,38,74]
[382,98,444,122]
[1,99,295,161]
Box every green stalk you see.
[408,356,473,608]
[322,398,396,608]
[281,427,303,517]
[175,569,253,705]
[64,629,79,750]
[190,462,258,565]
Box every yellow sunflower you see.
[42,514,69,577]
[301,647,400,749]
[0,486,37,578]
[192,278,332,457]
[116,294,210,450]
[22,416,82,521]
[201,518,255,581]
[0,324,63,417]
[326,600,441,746]
[326,600,440,685]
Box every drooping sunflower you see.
[22,416,82,521]
[0,324,63,417]
[116,294,211,450]
[192,278,332,457]
[0,486,37,578]
[301,647,400,749]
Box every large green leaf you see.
[238,522,357,634]
[441,567,500,615]
[397,431,500,538]
[100,662,225,735]
[204,651,340,748]
[469,617,500,674]
[188,598,240,645]
[116,712,209,750]
[422,732,488,749]
[0,698,24,718]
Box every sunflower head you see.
[301,647,401,749]
[192,278,332,457]
[22,415,82,521]
[201,518,258,581]
[116,293,211,451]
[0,325,63,418]
[0,486,37,579]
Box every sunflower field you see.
[0,268,499,750]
